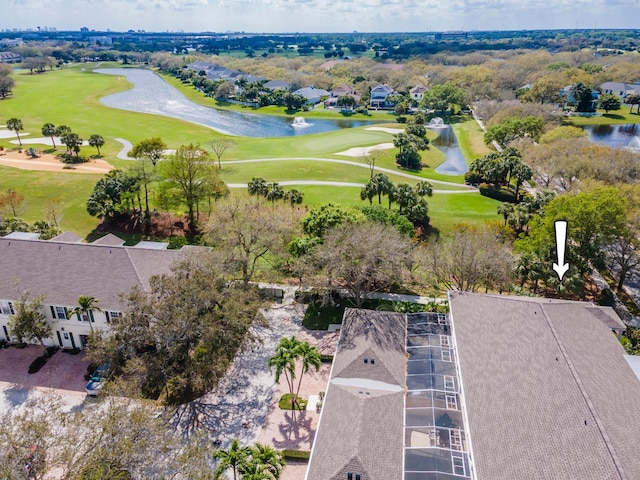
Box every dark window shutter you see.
[50,306,55,318]
[89,311,95,323]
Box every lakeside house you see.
[306,293,638,480]
[323,84,361,109]
[186,60,264,84]
[264,79,290,91]
[0,233,183,350]
[293,86,330,105]
[600,81,638,102]
[369,84,395,109]
[410,84,428,102]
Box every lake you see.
[427,121,469,175]
[95,68,378,138]
[581,124,640,149]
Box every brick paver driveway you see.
[0,345,90,393]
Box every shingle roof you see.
[306,384,404,480]
[306,309,406,480]
[449,292,640,480]
[332,309,406,386]
[0,238,181,310]
[293,87,330,100]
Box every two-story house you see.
[409,84,428,102]
[0,233,182,349]
[369,84,394,109]
[600,81,638,103]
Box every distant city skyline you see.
[3,0,638,33]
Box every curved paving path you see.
[113,140,475,193]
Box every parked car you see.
[85,363,110,396]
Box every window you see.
[446,394,458,410]
[52,306,67,320]
[0,301,14,315]
[444,375,455,391]
[442,349,452,362]
[80,312,90,322]
[452,453,466,475]
[347,474,353,480]
[106,311,121,323]
[440,335,450,348]
[450,430,463,451]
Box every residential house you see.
[324,85,361,109]
[264,79,290,91]
[600,81,638,103]
[369,84,394,109]
[409,84,428,102]
[0,235,182,349]
[0,51,21,63]
[293,86,330,105]
[305,309,406,480]
[561,84,599,110]
[186,61,264,84]
[307,293,640,480]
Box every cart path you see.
[114,139,474,190]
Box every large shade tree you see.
[308,222,412,308]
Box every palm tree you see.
[265,182,284,205]
[68,295,103,332]
[247,177,268,198]
[89,134,105,156]
[293,341,321,407]
[238,461,275,480]
[414,181,433,197]
[215,439,250,480]
[267,336,299,408]
[249,444,285,479]
[360,182,376,205]
[6,118,23,146]
[284,189,304,207]
[41,123,57,148]
[497,203,514,226]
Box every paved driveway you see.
[0,345,90,392]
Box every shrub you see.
[168,236,188,250]
[320,354,334,363]
[464,172,483,185]
[282,450,311,460]
[28,356,47,374]
[479,184,517,203]
[278,393,307,410]
[396,115,408,124]
[598,288,616,307]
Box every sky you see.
[4,0,640,33]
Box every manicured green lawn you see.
[0,63,499,237]
[0,166,100,236]
[453,119,492,161]
[564,111,640,125]
[428,192,500,231]
[220,159,412,185]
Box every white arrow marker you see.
[553,220,570,281]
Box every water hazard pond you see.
[95,68,378,138]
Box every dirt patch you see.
[0,150,113,174]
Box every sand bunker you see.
[0,130,30,139]
[365,126,404,134]
[0,151,113,174]
[335,143,394,157]
[9,137,90,146]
